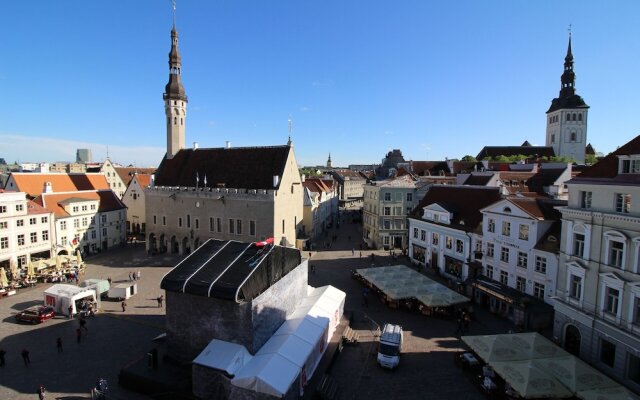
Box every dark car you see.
[15,306,56,324]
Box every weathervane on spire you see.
[171,0,177,27]
[287,115,293,146]
[568,23,572,38]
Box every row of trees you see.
[459,154,598,165]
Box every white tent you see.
[43,284,97,316]
[231,285,346,397]
[193,339,252,377]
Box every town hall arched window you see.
[570,132,576,142]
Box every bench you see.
[342,326,360,345]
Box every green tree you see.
[461,155,477,162]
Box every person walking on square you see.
[156,295,164,308]
[21,348,30,366]
[121,300,127,312]
[0,348,6,366]
[37,384,46,400]
[128,272,133,281]
[67,305,73,319]
[56,337,63,353]
[136,270,141,281]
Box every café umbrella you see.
[0,267,8,287]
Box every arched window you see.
[570,132,576,142]
[180,118,183,126]
[503,207,512,213]
[173,116,177,125]
[566,114,570,121]
[572,113,577,121]
[578,114,582,121]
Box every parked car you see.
[15,306,55,324]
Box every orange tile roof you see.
[134,174,152,188]
[8,173,109,198]
[26,199,50,215]
[115,167,156,187]
[35,190,126,218]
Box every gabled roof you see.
[476,146,555,160]
[115,167,156,187]
[534,220,561,253]
[26,199,50,215]
[376,174,416,188]
[154,146,292,189]
[410,186,502,232]
[302,178,330,194]
[463,174,494,186]
[134,174,152,188]
[507,197,565,220]
[34,190,126,218]
[569,135,640,185]
[7,173,110,198]
[410,161,450,176]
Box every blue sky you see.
[1,1,639,168]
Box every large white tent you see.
[229,285,345,398]
[43,284,97,315]
[193,339,252,377]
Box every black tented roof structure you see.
[161,239,302,302]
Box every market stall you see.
[108,282,138,300]
[44,283,97,316]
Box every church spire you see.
[559,28,576,99]
[164,2,187,102]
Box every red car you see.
[15,306,56,324]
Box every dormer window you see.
[620,158,640,174]
[503,207,511,213]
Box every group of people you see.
[128,270,141,281]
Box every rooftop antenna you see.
[287,115,293,146]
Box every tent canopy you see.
[462,333,639,400]
[356,265,469,306]
[192,339,252,377]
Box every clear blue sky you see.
[1,1,639,168]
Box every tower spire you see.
[164,1,188,159]
[559,26,575,98]
[287,115,293,146]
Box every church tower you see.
[163,16,188,159]
[545,32,589,163]
[326,153,333,169]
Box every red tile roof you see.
[26,199,50,215]
[134,174,152,188]
[35,190,126,218]
[570,135,640,184]
[7,173,110,198]
[115,167,156,187]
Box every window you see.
[518,224,529,240]
[580,191,592,209]
[485,266,493,279]
[178,217,182,228]
[250,220,256,236]
[30,232,37,243]
[569,275,582,299]
[236,220,242,235]
[621,159,640,174]
[475,240,483,253]
[195,219,199,230]
[82,205,88,211]
[500,247,509,263]
[16,220,24,227]
[578,113,582,122]
[91,204,96,210]
[413,228,418,239]
[500,271,508,285]
[229,219,235,234]
[384,207,391,216]
[609,240,624,268]
[600,339,616,368]
[101,215,107,224]
[517,252,528,268]
[406,193,413,202]
[186,215,191,229]
[627,354,640,384]
[615,193,631,213]
[502,221,511,236]
[551,134,556,143]
[488,218,495,233]
[17,234,25,246]
[535,256,547,273]
[209,217,214,232]
[573,233,585,258]
[0,237,7,249]
[153,215,157,225]
[73,219,80,228]
[487,243,494,258]
[605,287,620,315]
[0,222,6,229]
[0,206,5,213]
[383,236,390,245]
[456,240,464,254]
[445,236,453,250]
[516,277,526,292]
[16,204,23,212]
[533,282,545,299]
[91,230,96,239]
[570,132,576,142]
[163,216,167,226]
[420,230,426,241]
[60,221,67,230]
[384,193,391,201]
[432,233,439,246]
[102,228,107,236]
[72,206,79,213]
[29,218,36,225]
[60,236,67,246]
[82,217,88,227]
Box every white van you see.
[377,323,403,369]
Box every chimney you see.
[273,175,280,188]
[301,174,306,182]
[226,141,231,149]
[151,174,155,188]
[193,142,199,150]
[43,181,52,194]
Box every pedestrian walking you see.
[56,337,63,353]
[359,251,362,258]
[79,317,88,333]
[0,348,6,366]
[352,248,355,256]
[156,295,164,308]
[128,272,133,281]
[37,384,46,400]
[21,348,30,366]
[136,270,141,280]
[68,305,73,319]
[76,328,82,344]
[121,300,127,312]
[107,276,112,286]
